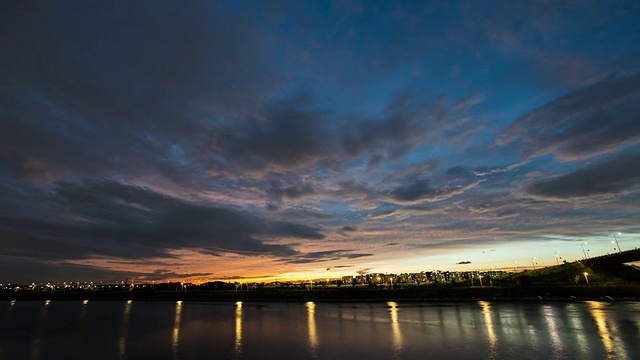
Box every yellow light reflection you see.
[542,305,563,354]
[172,301,183,358]
[80,298,88,319]
[118,299,132,358]
[586,301,627,359]
[10,300,16,306]
[306,302,319,359]
[479,301,497,357]
[387,302,403,359]
[235,301,243,358]
[31,299,50,359]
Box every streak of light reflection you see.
[118,300,132,358]
[542,305,563,355]
[306,302,319,360]
[586,301,628,359]
[387,302,403,359]
[479,301,497,359]
[234,301,243,359]
[172,301,182,359]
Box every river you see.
[1,300,639,359]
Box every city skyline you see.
[2,1,640,283]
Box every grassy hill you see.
[498,262,640,285]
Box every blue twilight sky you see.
[2,0,640,283]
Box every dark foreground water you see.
[1,300,639,360]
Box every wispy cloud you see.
[498,73,640,162]
[1,1,640,282]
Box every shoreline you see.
[3,285,640,302]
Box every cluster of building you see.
[341,270,507,286]
[2,270,509,293]
[1,281,135,292]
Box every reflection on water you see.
[586,301,628,359]
[541,305,563,356]
[306,301,318,359]
[3,300,640,360]
[79,299,89,320]
[566,303,590,359]
[172,301,182,358]
[479,301,497,359]
[387,302,403,359]
[30,300,50,360]
[235,301,242,359]
[118,300,132,359]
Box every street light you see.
[581,242,588,259]
[555,251,560,265]
[531,257,537,270]
[613,232,622,253]
[583,272,590,286]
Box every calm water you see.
[1,300,639,359]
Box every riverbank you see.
[3,285,640,302]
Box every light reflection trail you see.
[234,301,243,359]
[387,302,403,360]
[455,305,465,338]
[586,301,628,359]
[306,302,318,360]
[479,301,497,359]
[7,300,16,317]
[31,300,50,360]
[524,311,541,351]
[118,300,132,359]
[80,299,88,320]
[542,305,563,356]
[172,301,182,359]
[566,304,589,359]
[495,307,518,346]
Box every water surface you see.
[1,300,639,359]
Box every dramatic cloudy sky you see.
[2,1,640,283]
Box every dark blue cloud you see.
[390,179,437,202]
[500,73,640,161]
[286,250,373,264]
[1,180,324,262]
[526,152,640,199]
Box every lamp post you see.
[583,272,590,286]
[555,251,560,265]
[581,242,588,259]
[613,232,622,253]
[531,257,537,270]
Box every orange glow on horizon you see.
[52,236,639,285]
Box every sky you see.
[2,0,640,284]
